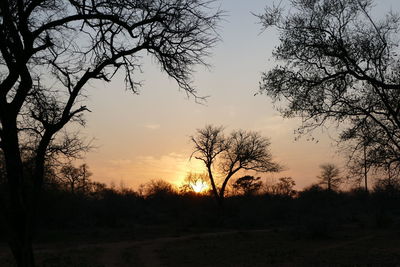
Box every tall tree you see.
[258,0,400,174]
[0,1,221,265]
[191,125,281,206]
[318,163,342,191]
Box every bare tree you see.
[58,163,92,194]
[0,1,221,265]
[191,125,281,206]
[258,0,400,176]
[318,163,342,191]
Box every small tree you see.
[59,163,92,194]
[318,164,342,191]
[232,175,262,196]
[191,125,281,206]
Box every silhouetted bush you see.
[139,179,177,199]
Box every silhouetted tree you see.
[259,0,400,174]
[59,163,92,194]
[191,125,281,206]
[0,1,221,265]
[232,175,262,196]
[318,164,342,191]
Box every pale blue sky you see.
[80,0,400,189]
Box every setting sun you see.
[190,180,208,193]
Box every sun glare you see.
[190,180,208,193]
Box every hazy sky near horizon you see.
[79,0,400,190]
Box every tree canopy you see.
[259,0,400,173]
[317,163,342,191]
[0,1,221,265]
[191,125,281,205]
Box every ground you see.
[1,227,400,266]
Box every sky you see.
[77,0,400,190]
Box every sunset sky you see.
[79,0,400,190]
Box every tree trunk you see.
[219,184,227,207]
[219,172,235,207]
[7,209,35,267]
[206,166,220,203]
[4,170,36,267]
[2,120,36,267]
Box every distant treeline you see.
[1,170,400,242]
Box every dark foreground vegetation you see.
[1,177,400,266]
